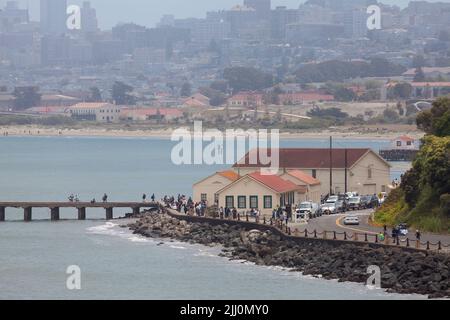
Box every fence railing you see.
[163,206,450,253]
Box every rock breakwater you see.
[127,212,450,299]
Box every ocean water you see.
[0,136,418,300]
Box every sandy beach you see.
[0,124,425,140]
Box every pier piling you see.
[50,207,60,221]
[77,207,86,220]
[0,207,5,221]
[106,207,113,220]
[24,207,32,222]
[133,207,140,216]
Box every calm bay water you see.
[0,136,418,300]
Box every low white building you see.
[233,148,391,196]
[69,103,122,123]
[193,170,240,205]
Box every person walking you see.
[415,230,421,241]
[142,194,147,203]
[102,193,108,203]
[151,193,155,202]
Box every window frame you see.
[237,196,246,209]
[263,195,273,209]
[249,195,258,209]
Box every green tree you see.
[111,81,136,105]
[224,67,273,92]
[307,106,349,119]
[88,87,102,102]
[413,67,426,82]
[392,83,412,99]
[383,107,400,122]
[199,87,227,106]
[375,98,450,231]
[13,86,41,110]
[334,87,356,102]
[412,55,426,68]
[417,97,450,137]
[180,82,192,97]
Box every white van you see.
[296,201,320,220]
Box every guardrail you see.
[163,207,449,253]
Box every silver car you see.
[343,215,360,225]
[297,201,320,219]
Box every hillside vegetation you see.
[374,97,450,233]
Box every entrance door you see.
[363,184,377,195]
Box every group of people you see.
[142,193,156,203]
[272,205,293,225]
[378,225,422,242]
[163,194,200,216]
[67,193,109,203]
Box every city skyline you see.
[3,0,450,29]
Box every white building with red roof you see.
[193,170,241,205]
[69,103,122,123]
[233,148,391,196]
[215,171,306,215]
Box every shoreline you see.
[128,211,450,299]
[0,125,425,140]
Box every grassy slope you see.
[374,188,450,233]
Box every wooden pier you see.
[0,202,159,222]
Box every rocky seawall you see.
[127,212,450,299]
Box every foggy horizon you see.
[3,0,450,29]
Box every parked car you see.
[360,195,372,209]
[343,215,360,225]
[320,200,338,215]
[365,195,379,208]
[327,195,339,203]
[297,201,320,219]
[348,197,363,210]
[396,223,409,236]
[345,192,358,200]
[334,200,347,213]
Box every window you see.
[238,196,246,209]
[264,196,272,209]
[250,196,258,209]
[225,196,234,208]
[214,194,219,204]
[368,166,373,179]
[381,185,386,192]
[312,169,317,178]
[407,141,412,146]
[397,141,402,147]
[201,193,207,202]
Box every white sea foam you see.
[86,222,151,243]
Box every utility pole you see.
[329,136,333,196]
[345,148,348,194]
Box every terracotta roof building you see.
[216,171,306,215]
[193,170,241,205]
[233,148,391,196]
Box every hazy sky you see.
[4,0,450,29]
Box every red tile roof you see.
[234,148,372,169]
[395,135,415,142]
[286,170,321,186]
[248,172,305,194]
[217,170,240,182]
[279,93,334,102]
[410,82,450,87]
[121,108,183,117]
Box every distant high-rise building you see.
[270,6,298,40]
[0,1,29,31]
[40,0,67,35]
[80,1,98,33]
[344,7,369,38]
[243,0,271,19]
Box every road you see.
[292,209,450,247]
